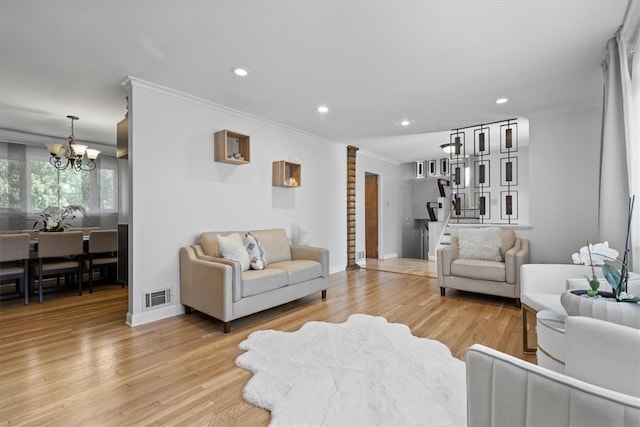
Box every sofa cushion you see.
[217,233,250,272]
[200,231,243,257]
[250,229,292,263]
[269,260,322,285]
[458,227,504,262]
[244,233,267,270]
[241,268,288,298]
[451,258,505,282]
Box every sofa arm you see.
[505,238,530,288]
[437,242,458,280]
[192,244,242,302]
[520,264,599,296]
[291,245,330,278]
[180,246,235,321]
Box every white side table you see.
[536,310,566,373]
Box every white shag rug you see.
[235,313,467,426]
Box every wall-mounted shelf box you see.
[272,160,301,187]
[214,129,250,164]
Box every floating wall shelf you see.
[272,160,301,187]
[214,129,250,165]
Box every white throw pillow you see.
[457,227,504,262]
[244,233,268,270]
[217,233,251,271]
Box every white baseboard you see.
[126,303,185,327]
[382,253,399,260]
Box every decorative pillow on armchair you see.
[217,233,251,271]
[244,233,268,270]
[457,227,504,262]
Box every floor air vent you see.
[144,289,171,310]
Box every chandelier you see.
[440,141,461,154]
[46,115,100,171]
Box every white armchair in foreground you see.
[466,316,640,426]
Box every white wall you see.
[520,104,602,263]
[126,79,351,325]
[401,164,429,259]
[122,78,604,325]
[413,176,441,220]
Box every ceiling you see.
[0,1,630,164]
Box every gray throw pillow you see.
[244,233,268,270]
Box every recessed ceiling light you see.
[317,105,329,113]
[399,119,411,126]
[496,98,508,104]
[233,67,249,77]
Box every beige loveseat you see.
[437,228,530,307]
[180,228,329,332]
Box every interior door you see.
[365,173,379,259]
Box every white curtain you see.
[600,1,640,271]
[620,3,640,272]
[599,38,630,261]
[0,141,118,231]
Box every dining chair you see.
[0,229,23,235]
[0,233,31,305]
[70,226,101,237]
[85,230,118,293]
[32,231,84,303]
[21,229,40,240]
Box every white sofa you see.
[180,228,329,332]
[520,264,599,351]
[520,263,640,352]
[466,316,640,426]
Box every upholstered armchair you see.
[437,228,530,307]
[520,263,602,352]
[520,263,640,352]
[466,316,640,426]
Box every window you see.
[100,166,116,210]
[0,158,22,208]
[30,159,89,211]
[0,141,118,230]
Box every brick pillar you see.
[346,145,360,271]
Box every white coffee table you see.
[536,309,566,373]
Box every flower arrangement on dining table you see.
[32,205,88,232]
[571,195,638,303]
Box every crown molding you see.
[526,101,602,119]
[120,76,345,146]
[117,76,406,166]
[356,148,402,165]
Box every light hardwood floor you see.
[0,269,535,426]
[363,257,437,277]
